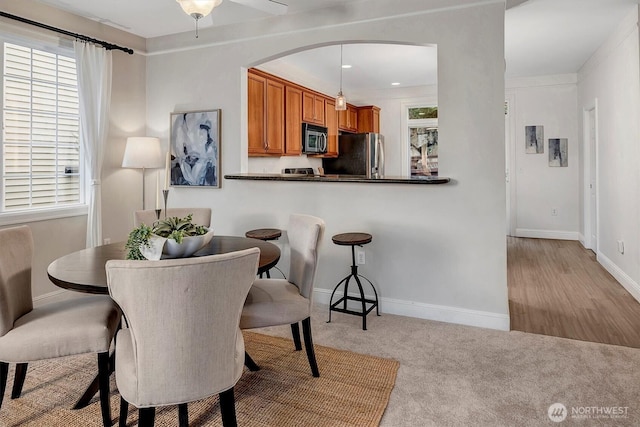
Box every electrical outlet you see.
[618,240,625,254]
[357,250,366,265]
[551,208,558,216]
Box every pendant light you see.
[335,44,347,111]
[177,0,223,38]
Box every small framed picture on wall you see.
[549,138,568,167]
[525,125,544,154]
[169,109,221,188]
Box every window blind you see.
[2,42,81,211]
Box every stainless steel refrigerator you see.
[322,133,385,178]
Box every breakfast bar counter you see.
[224,173,451,185]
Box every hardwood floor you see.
[508,237,640,348]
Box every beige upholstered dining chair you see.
[0,225,121,427]
[106,248,259,427]
[133,208,212,227]
[240,214,325,377]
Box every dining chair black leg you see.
[118,397,129,427]
[97,352,112,427]
[178,403,189,427]
[302,317,320,377]
[0,362,8,408]
[11,363,27,398]
[244,351,260,371]
[290,322,302,351]
[139,407,156,427]
[219,387,237,427]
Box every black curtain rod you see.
[0,11,134,55]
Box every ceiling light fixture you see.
[177,0,222,38]
[335,44,347,111]
[391,82,400,86]
[342,64,352,69]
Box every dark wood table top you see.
[48,235,281,295]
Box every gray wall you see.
[144,0,509,329]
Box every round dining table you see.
[47,235,281,295]
[46,235,280,409]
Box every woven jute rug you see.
[0,331,399,426]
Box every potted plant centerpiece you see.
[125,214,214,260]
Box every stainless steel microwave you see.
[302,123,328,154]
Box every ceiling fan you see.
[177,0,287,36]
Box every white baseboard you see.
[314,288,510,331]
[578,233,586,247]
[515,228,579,240]
[33,289,83,308]
[597,252,640,304]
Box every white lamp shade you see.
[122,137,163,169]
[177,0,223,18]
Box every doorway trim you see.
[505,94,516,236]
[582,99,599,252]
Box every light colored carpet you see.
[0,330,398,426]
[3,303,640,426]
[259,304,640,426]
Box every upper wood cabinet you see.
[357,106,381,133]
[338,104,358,133]
[324,98,339,157]
[285,85,303,156]
[302,91,325,126]
[248,68,380,158]
[248,70,284,156]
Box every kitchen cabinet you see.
[285,85,303,155]
[357,106,380,133]
[248,70,284,156]
[338,104,358,133]
[324,99,339,157]
[302,91,325,125]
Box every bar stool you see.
[327,232,380,330]
[245,228,285,278]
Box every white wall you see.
[577,7,640,300]
[145,0,509,330]
[506,75,580,240]
[0,0,147,298]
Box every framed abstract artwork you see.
[525,125,544,154]
[169,109,221,188]
[549,138,568,167]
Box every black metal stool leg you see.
[353,275,368,330]
[327,275,349,323]
[359,274,380,316]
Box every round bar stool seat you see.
[328,232,379,330]
[332,232,372,246]
[245,228,282,241]
[245,228,283,278]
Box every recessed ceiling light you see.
[342,64,352,69]
[391,82,400,86]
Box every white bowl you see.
[162,229,215,258]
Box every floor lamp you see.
[122,137,163,209]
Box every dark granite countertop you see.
[224,173,450,184]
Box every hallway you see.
[507,237,640,348]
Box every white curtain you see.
[74,41,112,248]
